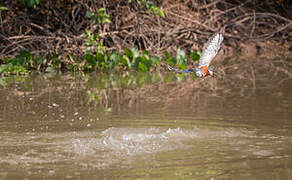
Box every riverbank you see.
[0,0,291,75]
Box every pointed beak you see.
[201,66,210,76]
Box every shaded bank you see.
[0,0,291,58]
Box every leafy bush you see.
[0,6,8,11]
[128,0,165,17]
[0,64,27,75]
[0,7,202,75]
[86,8,111,25]
[22,0,41,8]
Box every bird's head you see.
[195,66,213,77]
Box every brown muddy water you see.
[0,59,292,179]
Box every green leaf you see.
[178,64,187,70]
[0,7,8,11]
[86,11,93,18]
[158,9,165,18]
[142,56,152,68]
[67,54,75,62]
[97,8,106,14]
[124,49,133,59]
[102,17,111,24]
[0,64,9,73]
[131,47,139,59]
[141,50,150,56]
[190,51,200,61]
[138,62,148,72]
[145,1,153,9]
[20,50,32,61]
[84,53,96,66]
[152,56,162,65]
[86,9,111,25]
[22,0,41,8]
[96,53,104,63]
[163,50,170,59]
[121,55,132,68]
[166,57,177,66]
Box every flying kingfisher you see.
[167,30,224,77]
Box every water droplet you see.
[52,103,59,107]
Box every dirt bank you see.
[0,0,291,59]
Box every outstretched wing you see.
[198,31,224,67]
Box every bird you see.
[195,30,224,77]
[166,29,224,77]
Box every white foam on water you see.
[0,127,257,169]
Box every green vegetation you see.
[0,6,8,11]
[1,1,290,76]
[86,8,111,25]
[0,5,200,76]
[22,0,41,8]
[0,47,200,75]
[128,0,165,17]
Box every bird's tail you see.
[164,63,195,73]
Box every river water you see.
[0,59,292,179]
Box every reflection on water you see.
[0,59,292,179]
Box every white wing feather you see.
[198,32,224,67]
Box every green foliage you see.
[123,48,162,72]
[0,47,198,74]
[86,8,111,25]
[0,50,62,75]
[22,0,41,8]
[163,48,201,70]
[190,51,201,61]
[164,49,187,68]
[176,48,187,69]
[135,51,153,72]
[84,30,104,53]
[0,6,8,11]
[129,0,165,17]
[145,1,165,18]
[0,64,27,75]
[0,50,42,75]
[77,43,163,72]
[46,53,61,72]
[0,3,204,76]
[0,5,196,75]
[164,50,176,66]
